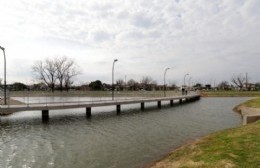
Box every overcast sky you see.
[0,0,259,86]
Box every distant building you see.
[243,83,256,91]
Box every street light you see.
[183,73,189,95]
[0,45,6,105]
[183,73,189,88]
[188,77,192,86]
[188,77,192,92]
[112,59,118,100]
[163,67,170,97]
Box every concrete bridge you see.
[0,94,200,120]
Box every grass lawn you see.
[243,98,260,108]
[233,97,260,113]
[150,121,260,168]
[201,90,260,97]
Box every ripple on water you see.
[0,97,248,168]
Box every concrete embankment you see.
[234,104,260,125]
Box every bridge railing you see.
[6,90,187,107]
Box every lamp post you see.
[112,59,118,100]
[183,73,189,95]
[0,46,6,105]
[183,73,189,88]
[125,75,127,91]
[163,67,170,97]
[188,77,192,92]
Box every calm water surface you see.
[0,97,248,168]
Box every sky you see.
[0,0,260,86]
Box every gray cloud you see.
[132,13,155,28]
[0,0,259,85]
[91,30,113,43]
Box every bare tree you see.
[64,70,75,91]
[141,76,157,91]
[116,79,124,91]
[32,56,80,92]
[55,56,80,91]
[231,75,245,91]
[217,81,230,90]
[141,76,152,85]
[127,79,138,91]
[55,57,67,91]
[32,59,57,92]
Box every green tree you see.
[194,83,203,90]
[89,80,103,91]
[11,82,28,91]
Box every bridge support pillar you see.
[42,110,49,121]
[157,101,161,108]
[141,102,145,111]
[117,105,121,114]
[179,99,183,104]
[170,100,174,106]
[86,107,91,118]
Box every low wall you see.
[241,106,260,125]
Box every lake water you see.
[0,97,248,168]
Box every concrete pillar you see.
[170,100,174,106]
[242,115,247,125]
[179,99,183,104]
[117,105,121,114]
[42,110,49,121]
[157,101,161,108]
[141,102,145,111]
[86,107,91,118]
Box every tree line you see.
[86,76,175,91]
[1,57,260,92]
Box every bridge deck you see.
[0,94,200,115]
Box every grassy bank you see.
[242,98,260,108]
[201,91,260,97]
[150,121,260,168]
[233,97,260,113]
[150,98,260,168]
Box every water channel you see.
[0,97,248,168]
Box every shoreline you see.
[148,122,260,168]
[143,138,204,168]
[147,98,260,168]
